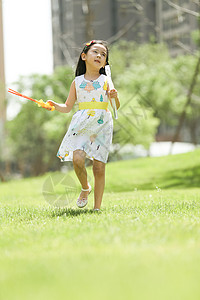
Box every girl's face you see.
[81,44,107,71]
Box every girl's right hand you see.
[46,100,56,111]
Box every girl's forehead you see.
[90,44,107,53]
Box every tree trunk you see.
[170,54,200,153]
[0,172,5,182]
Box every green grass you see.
[1,150,200,300]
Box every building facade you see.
[51,0,199,67]
[51,0,156,68]
[156,0,199,57]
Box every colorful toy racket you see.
[8,88,55,111]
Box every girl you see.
[46,40,120,211]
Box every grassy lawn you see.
[0,150,200,300]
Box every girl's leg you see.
[73,150,90,199]
[93,159,105,209]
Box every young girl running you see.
[46,40,120,211]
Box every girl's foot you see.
[76,183,92,208]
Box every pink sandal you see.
[76,183,92,208]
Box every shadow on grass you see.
[50,208,99,218]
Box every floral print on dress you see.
[92,81,101,90]
[79,80,101,92]
[97,113,104,124]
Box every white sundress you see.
[57,74,113,163]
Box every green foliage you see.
[6,67,75,176]
[191,29,200,47]
[112,90,159,149]
[110,41,200,129]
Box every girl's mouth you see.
[94,59,100,63]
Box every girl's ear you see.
[81,53,86,61]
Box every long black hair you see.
[75,40,109,77]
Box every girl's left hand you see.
[108,89,120,110]
[109,89,118,99]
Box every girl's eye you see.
[93,50,98,53]
[102,53,106,57]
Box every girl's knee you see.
[73,150,85,166]
[93,161,105,176]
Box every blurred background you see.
[0,0,200,180]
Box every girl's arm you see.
[47,80,77,113]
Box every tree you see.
[110,41,200,143]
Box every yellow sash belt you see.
[79,102,108,110]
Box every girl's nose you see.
[97,53,101,58]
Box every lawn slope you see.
[106,149,200,192]
[0,150,200,300]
